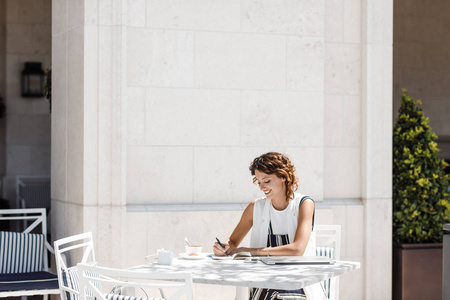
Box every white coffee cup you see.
[185,245,202,256]
[157,249,174,265]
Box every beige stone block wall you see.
[195,33,286,89]
[126,0,326,205]
[51,0,128,267]
[323,0,362,201]
[51,0,80,243]
[145,88,241,146]
[127,29,194,87]
[50,29,67,202]
[361,1,393,299]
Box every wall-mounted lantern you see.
[21,62,44,98]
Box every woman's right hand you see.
[213,241,230,256]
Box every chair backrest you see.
[315,225,341,300]
[15,175,51,210]
[0,208,52,272]
[78,263,193,300]
[54,232,96,300]
[315,225,341,260]
[0,231,45,273]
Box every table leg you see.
[235,286,248,300]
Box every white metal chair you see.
[276,225,341,300]
[15,176,51,233]
[15,175,51,210]
[0,208,59,299]
[78,263,193,300]
[314,225,341,300]
[54,232,96,300]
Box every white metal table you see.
[132,257,360,299]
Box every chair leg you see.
[235,286,248,300]
[158,287,167,299]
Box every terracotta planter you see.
[393,243,443,300]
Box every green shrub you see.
[393,90,450,243]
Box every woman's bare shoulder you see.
[246,199,257,211]
[298,198,315,215]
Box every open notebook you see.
[260,256,335,265]
[209,252,252,260]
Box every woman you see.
[213,152,321,300]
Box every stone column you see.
[51,0,127,267]
[361,0,393,299]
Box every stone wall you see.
[125,0,364,208]
[51,0,128,269]
[2,0,51,205]
[126,1,327,205]
[324,0,362,199]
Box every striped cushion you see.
[316,247,334,259]
[62,266,80,300]
[316,247,334,299]
[62,262,99,300]
[0,231,44,274]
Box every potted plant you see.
[392,89,450,299]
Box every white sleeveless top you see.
[269,203,289,235]
[250,192,316,257]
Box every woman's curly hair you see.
[249,152,299,202]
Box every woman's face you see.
[254,170,286,201]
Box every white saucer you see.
[178,252,210,260]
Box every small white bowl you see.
[185,245,202,256]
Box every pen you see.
[215,237,228,256]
